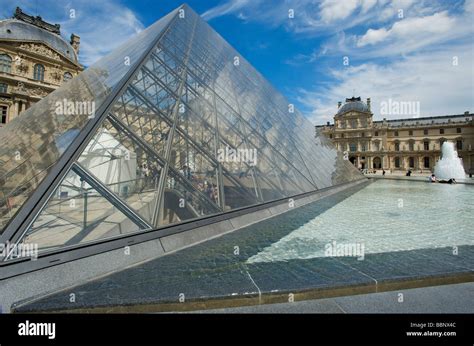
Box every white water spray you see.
[434,142,466,180]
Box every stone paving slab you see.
[189,282,474,314]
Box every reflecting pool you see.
[249,179,474,263]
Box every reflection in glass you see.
[19,169,145,252]
[2,5,362,254]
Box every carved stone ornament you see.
[14,82,28,94]
[19,43,61,61]
[14,57,29,75]
[29,87,48,97]
[0,97,13,105]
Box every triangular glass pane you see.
[16,169,147,254]
[77,118,165,224]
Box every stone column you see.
[13,101,19,119]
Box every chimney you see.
[70,34,80,55]
[367,98,371,112]
[337,101,342,109]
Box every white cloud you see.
[59,1,145,66]
[358,11,456,47]
[319,0,359,22]
[202,0,252,21]
[356,27,389,46]
[201,0,383,35]
[0,0,145,66]
[361,0,378,13]
[465,0,474,13]
[201,1,473,126]
[299,45,474,125]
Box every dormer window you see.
[63,72,73,82]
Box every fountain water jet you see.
[434,142,466,180]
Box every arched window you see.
[0,54,12,73]
[33,64,45,81]
[63,72,73,82]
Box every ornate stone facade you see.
[0,7,83,126]
[316,97,474,175]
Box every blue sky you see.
[2,0,473,124]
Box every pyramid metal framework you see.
[0,5,362,259]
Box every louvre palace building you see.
[0,7,83,126]
[316,97,474,175]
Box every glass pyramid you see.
[0,4,362,257]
